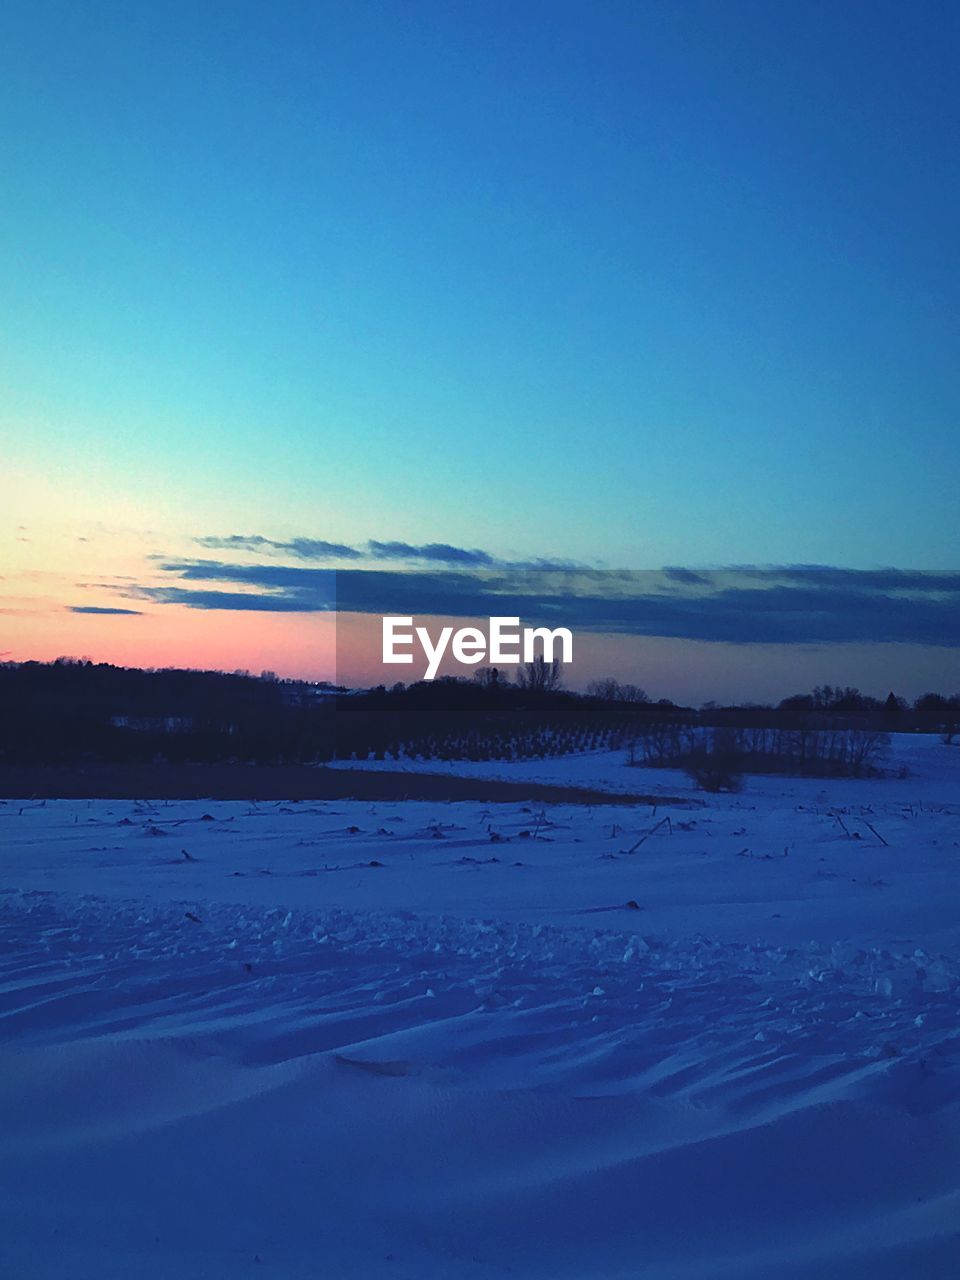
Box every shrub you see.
[684,751,743,793]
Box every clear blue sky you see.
[2,0,958,644]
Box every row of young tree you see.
[624,722,893,787]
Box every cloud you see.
[190,533,575,570]
[69,605,143,616]
[133,587,331,612]
[117,562,960,647]
[727,566,960,594]
[195,535,362,560]
[131,562,337,613]
[662,568,710,585]
[158,560,337,592]
[366,540,496,566]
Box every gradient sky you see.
[2,1,959,694]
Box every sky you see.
[1,1,959,698]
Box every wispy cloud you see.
[726,567,960,594]
[194,535,363,560]
[663,567,710,586]
[134,587,330,612]
[191,533,575,570]
[113,563,960,647]
[69,605,143,616]
[366,540,496,566]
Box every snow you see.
[1,735,959,1276]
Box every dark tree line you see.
[0,659,338,765]
[1,659,957,769]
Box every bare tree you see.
[587,677,620,700]
[587,677,649,703]
[517,655,563,693]
[474,666,507,689]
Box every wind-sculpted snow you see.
[1,738,959,1277]
[2,890,959,1102]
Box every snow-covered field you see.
[2,735,959,1277]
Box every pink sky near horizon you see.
[6,590,960,705]
[3,599,338,680]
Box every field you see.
[2,735,959,1278]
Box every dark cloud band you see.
[120,563,960,647]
